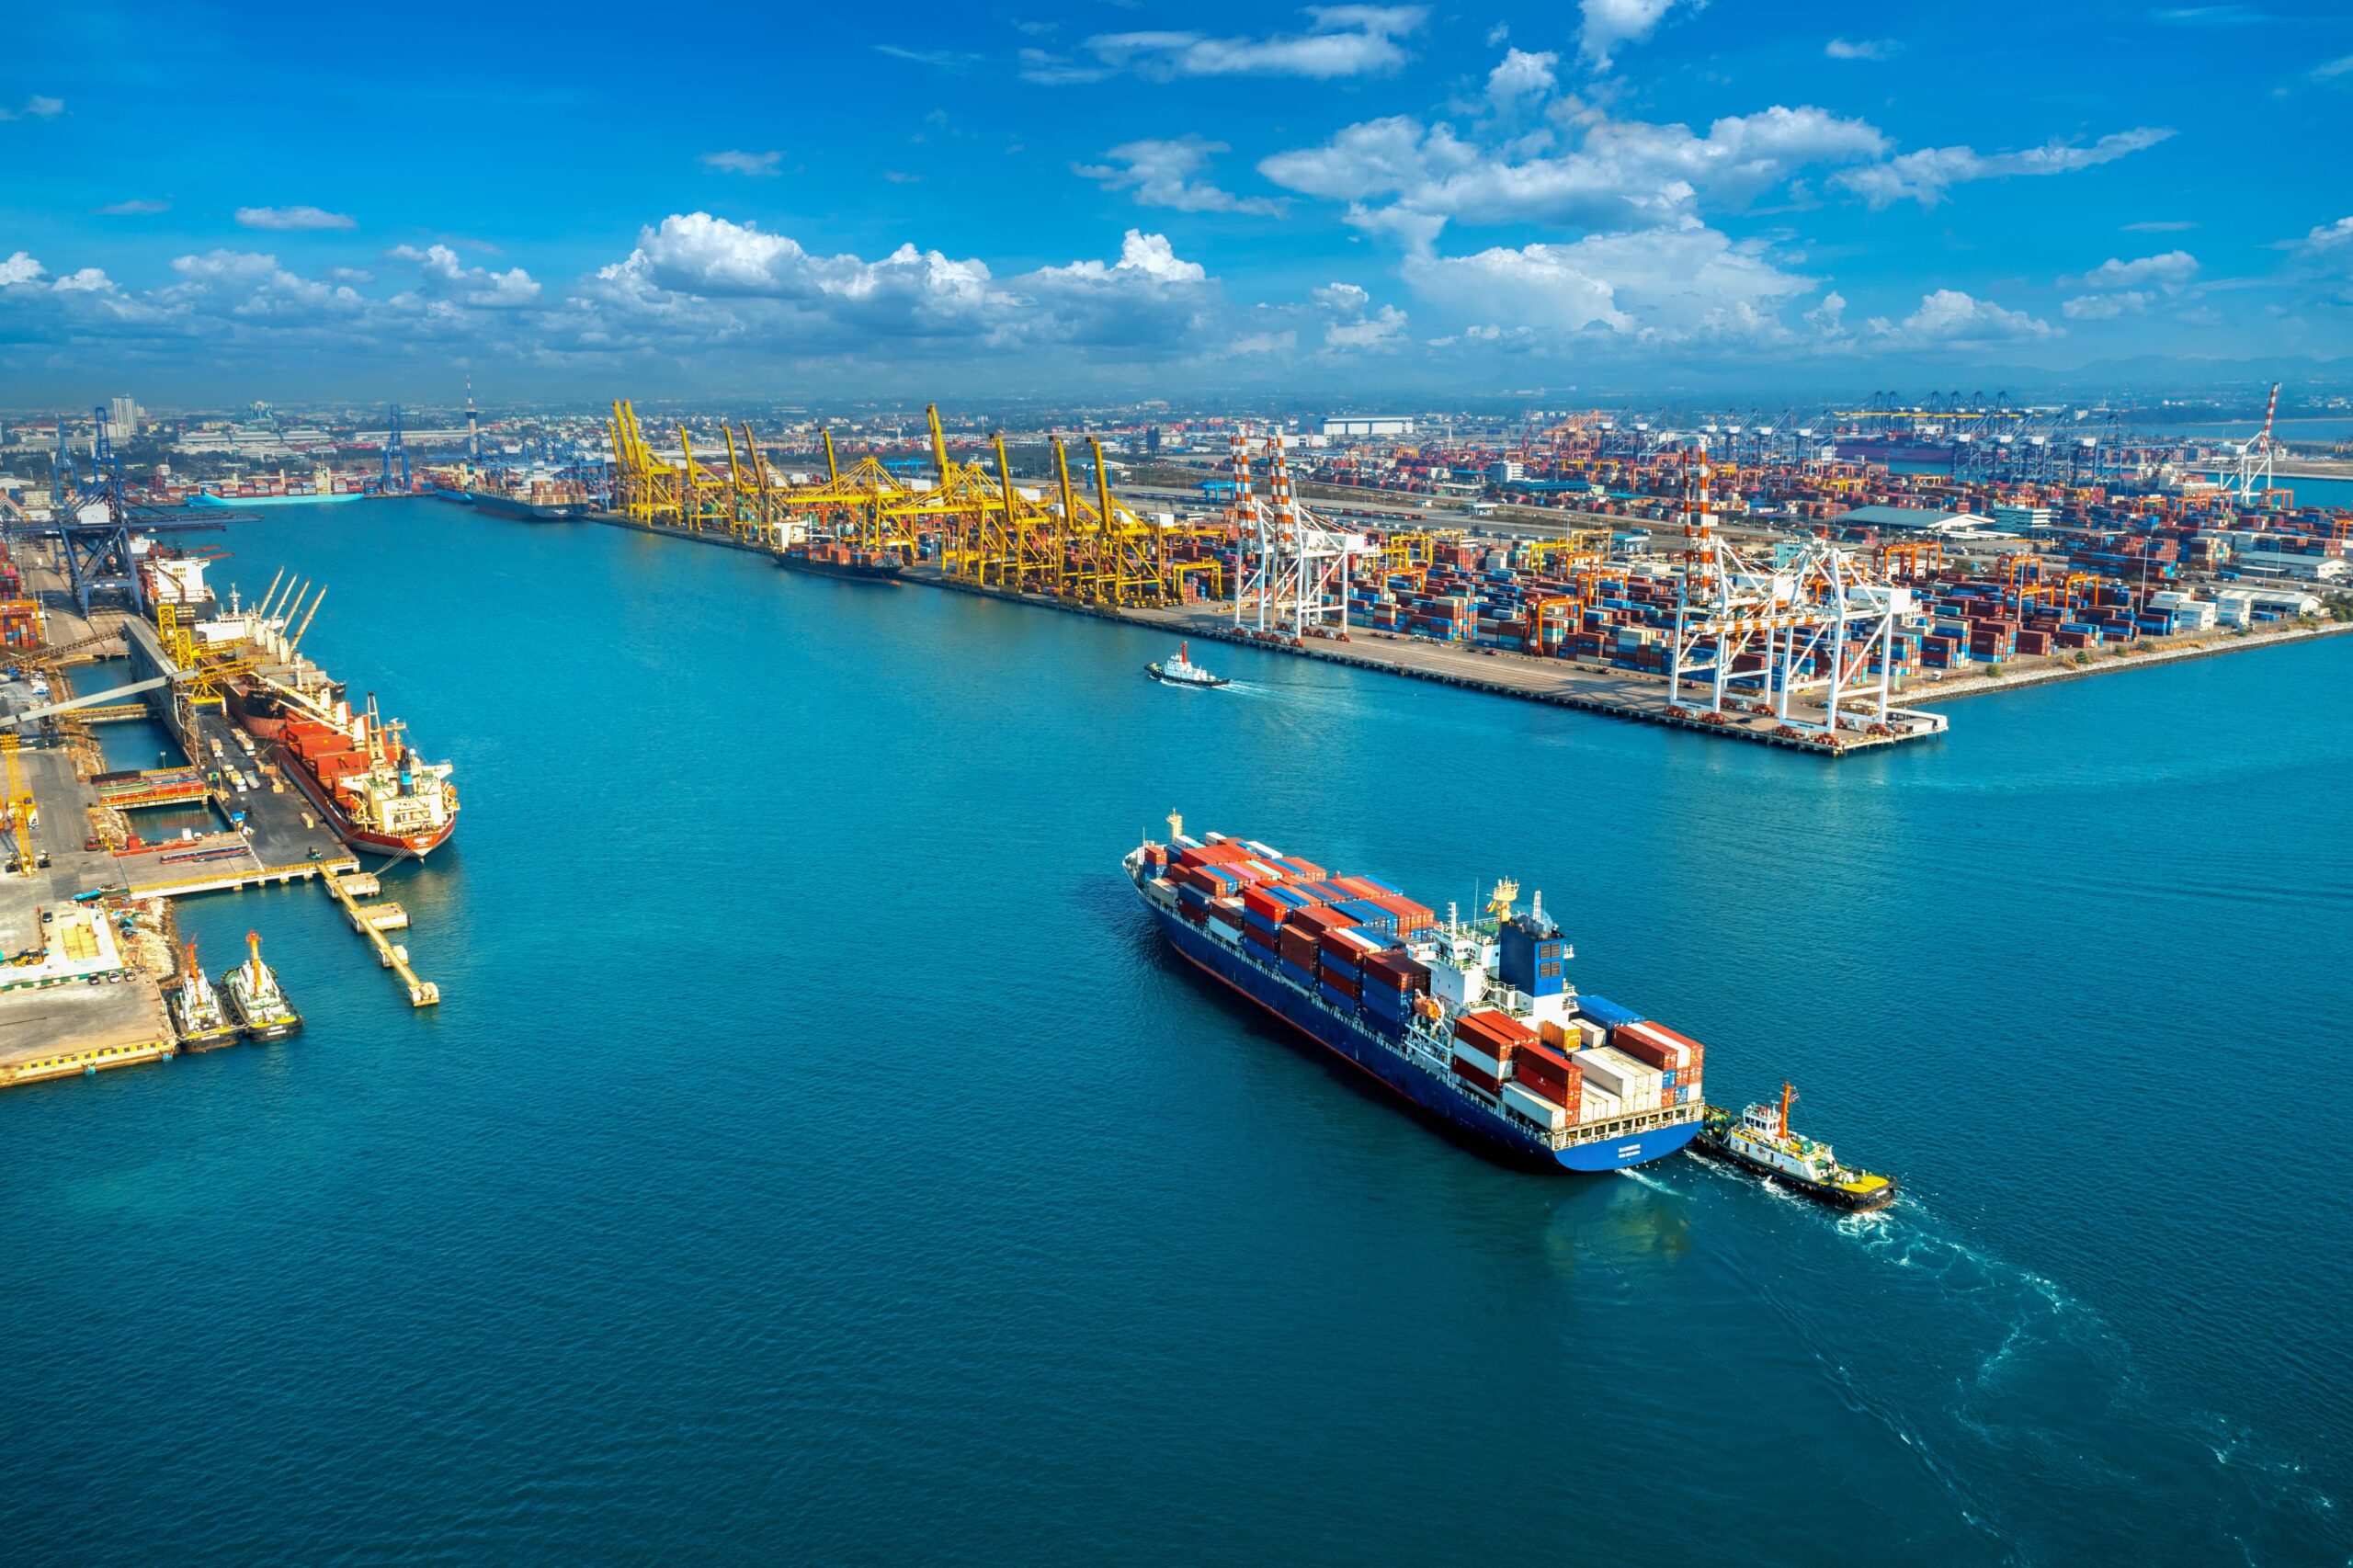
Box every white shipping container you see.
[1571,1018,1608,1050]
[1580,1085,1623,1123]
[1574,1045,1662,1099]
[1208,920,1244,946]
[1503,1081,1569,1130]
[1452,1041,1502,1078]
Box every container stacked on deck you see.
[1160,832,1706,1135]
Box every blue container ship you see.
[1128,816,1705,1173]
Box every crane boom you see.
[289,587,326,656]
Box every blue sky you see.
[3,0,2349,403]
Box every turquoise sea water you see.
[4,499,2349,1564]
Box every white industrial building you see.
[1320,415,1415,438]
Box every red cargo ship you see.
[275,696,458,860]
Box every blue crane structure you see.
[380,403,411,493]
[0,406,242,615]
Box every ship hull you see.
[776,553,904,583]
[1146,899,1698,1173]
[1145,665,1230,688]
[165,994,241,1052]
[465,490,582,522]
[1692,1131,1898,1210]
[221,985,301,1043]
[279,750,453,860]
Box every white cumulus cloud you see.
[1075,137,1288,215]
[1825,38,1899,60]
[1082,6,1427,80]
[1262,103,1885,241]
[1485,48,1559,111]
[1866,289,2055,347]
[234,205,358,232]
[1402,222,1817,347]
[386,244,542,308]
[1835,129,2172,209]
[2068,249,2199,291]
[700,150,783,176]
[1577,0,1686,71]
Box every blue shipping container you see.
[1574,994,1645,1030]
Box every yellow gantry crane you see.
[0,733,34,876]
[606,396,1230,607]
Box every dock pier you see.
[324,871,438,1006]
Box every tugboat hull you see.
[1692,1130,1898,1210]
[1144,664,1230,687]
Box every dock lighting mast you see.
[380,403,410,494]
[465,377,480,464]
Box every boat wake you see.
[1740,1192,2343,1566]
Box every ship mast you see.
[244,930,277,1002]
[1779,1081,1797,1139]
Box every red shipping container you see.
[1457,1008,1536,1052]
[1612,1019,1705,1074]
[1292,905,1358,937]
[1278,928,1320,968]
[1361,951,1429,993]
[1322,971,1360,1000]
[1512,1040,1581,1105]
[1366,892,1434,933]
[1242,885,1290,925]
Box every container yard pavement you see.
[910,570,1947,753]
[1901,617,2353,702]
[0,744,173,1083]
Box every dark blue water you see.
[5,500,2347,1565]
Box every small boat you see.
[165,937,242,1051]
[1693,1083,1896,1210]
[1144,641,1230,688]
[219,929,301,1043]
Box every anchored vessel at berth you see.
[220,930,301,1042]
[267,690,457,860]
[1128,817,1705,1172]
[1145,642,1229,688]
[165,937,241,1051]
[776,535,904,582]
[1696,1085,1897,1210]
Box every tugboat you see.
[1144,641,1230,688]
[220,930,301,1042]
[165,937,242,1051]
[1694,1084,1897,1211]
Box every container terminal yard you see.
[551,395,2351,756]
[0,517,445,1092]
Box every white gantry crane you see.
[2222,381,2280,506]
[1226,426,1371,641]
[1665,452,1912,743]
